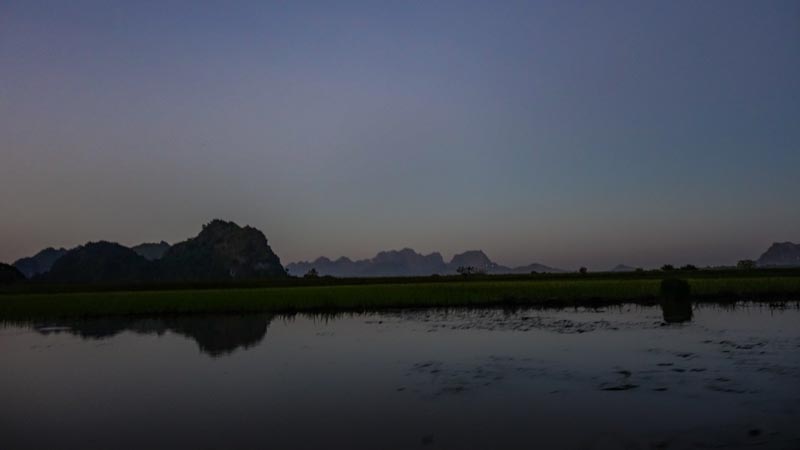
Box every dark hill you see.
[757,242,800,267]
[368,248,447,276]
[43,242,154,283]
[158,220,286,281]
[0,262,26,284]
[13,247,68,278]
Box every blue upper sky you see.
[1,0,798,269]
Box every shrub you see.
[737,260,756,270]
[660,278,691,299]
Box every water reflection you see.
[660,298,693,324]
[19,302,793,359]
[33,314,273,357]
[2,303,799,450]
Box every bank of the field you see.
[1,276,799,319]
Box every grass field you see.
[1,275,799,319]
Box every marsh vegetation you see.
[2,271,799,319]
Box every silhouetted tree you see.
[680,264,698,271]
[0,263,25,285]
[660,278,691,299]
[737,259,756,270]
[457,266,485,276]
[579,267,588,275]
[661,264,675,271]
[304,268,319,279]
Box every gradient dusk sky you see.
[1,0,799,270]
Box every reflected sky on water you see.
[1,302,799,449]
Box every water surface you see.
[1,303,799,449]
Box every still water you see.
[1,303,799,449]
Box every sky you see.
[1,0,799,270]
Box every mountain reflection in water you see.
[26,300,695,358]
[34,314,273,357]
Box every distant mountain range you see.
[757,242,800,267]
[5,227,799,286]
[286,249,563,277]
[10,220,285,284]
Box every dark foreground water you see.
[1,303,799,450]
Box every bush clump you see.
[660,278,691,299]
